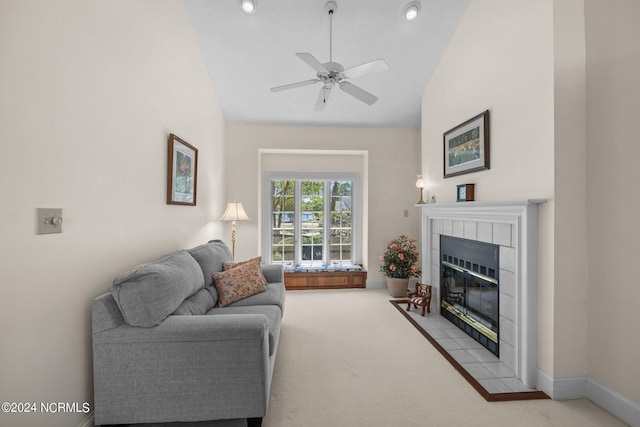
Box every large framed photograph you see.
[443,110,490,178]
[167,133,198,206]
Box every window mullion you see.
[323,180,331,265]
[294,180,302,265]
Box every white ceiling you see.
[184,0,469,129]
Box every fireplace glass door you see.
[440,236,500,356]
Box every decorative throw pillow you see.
[213,259,267,307]
[223,256,262,271]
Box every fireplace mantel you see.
[419,199,546,388]
[417,199,546,217]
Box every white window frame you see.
[262,171,361,266]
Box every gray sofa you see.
[91,240,285,426]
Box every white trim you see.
[366,278,386,289]
[587,376,640,427]
[537,369,640,426]
[259,148,368,156]
[262,172,361,266]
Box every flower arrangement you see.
[379,234,422,279]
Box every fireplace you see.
[420,199,545,388]
[440,236,500,356]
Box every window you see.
[265,173,358,266]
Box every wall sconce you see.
[220,202,249,259]
[416,175,425,204]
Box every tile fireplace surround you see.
[420,199,545,388]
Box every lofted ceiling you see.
[184,0,469,129]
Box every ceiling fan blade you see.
[296,53,329,74]
[339,81,378,105]
[270,79,320,92]
[314,86,332,111]
[343,59,389,79]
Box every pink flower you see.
[379,254,384,261]
[398,253,405,261]
[390,264,396,272]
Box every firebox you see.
[440,236,500,356]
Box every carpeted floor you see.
[263,288,626,427]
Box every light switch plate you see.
[37,208,63,235]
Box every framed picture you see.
[443,110,490,178]
[167,133,198,206]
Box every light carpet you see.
[263,288,625,427]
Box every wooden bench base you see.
[284,270,367,290]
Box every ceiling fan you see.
[270,1,389,111]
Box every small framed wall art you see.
[443,110,490,178]
[167,133,198,206]
[457,184,475,202]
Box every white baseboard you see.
[366,279,386,289]
[537,369,640,426]
[587,377,640,427]
[78,411,94,427]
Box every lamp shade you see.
[220,202,249,221]
[416,175,425,189]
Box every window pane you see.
[329,181,352,263]
[301,181,323,264]
[271,180,295,264]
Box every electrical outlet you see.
[403,209,409,218]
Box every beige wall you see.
[0,1,226,426]
[552,0,589,378]
[585,0,640,404]
[421,0,556,372]
[225,125,421,285]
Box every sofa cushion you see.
[111,250,204,327]
[213,259,267,307]
[187,240,233,288]
[225,282,286,316]
[172,287,216,315]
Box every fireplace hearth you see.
[440,236,500,356]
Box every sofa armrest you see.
[261,264,283,284]
[93,314,271,425]
[93,313,268,344]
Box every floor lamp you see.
[220,202,249,260]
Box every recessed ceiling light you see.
[404,2,420,21]
[240,0,257,15]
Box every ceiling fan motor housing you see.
[318,61,345,87]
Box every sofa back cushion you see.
[187,240,233,289]
[111,250,204,327]
[172,286,216,315]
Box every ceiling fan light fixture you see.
[240,0,257,15]
[404,2,421,21]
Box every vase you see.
[386,277,409,298]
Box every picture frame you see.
[443,110,490,178]
[167,133,198,206]
[456,184,475,202]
